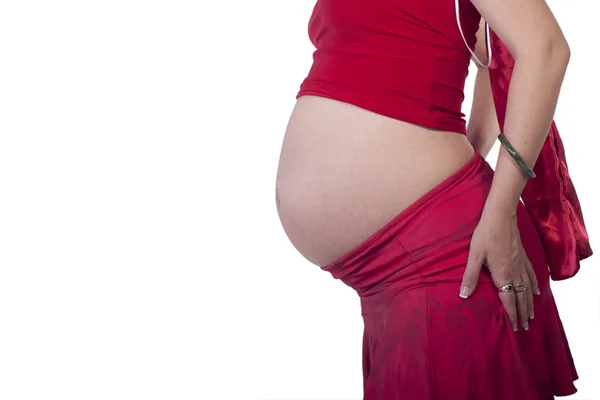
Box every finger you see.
[525,261,541,295]
[515,275,531,330]
[526,277,534,320]
[498,291,518,331]
[460,247,484,298]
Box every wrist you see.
[482,149,529,217]
[482,194,519,221]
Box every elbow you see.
[514,36,571,67]
[561,41,571,64]
[550,37,571,66]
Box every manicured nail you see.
[513,324,518,332]
[523,321,529,331]
[529,310,534,319]
[459,286,470,298]
[534,288,541,295]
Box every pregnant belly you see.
[275,96,475,267]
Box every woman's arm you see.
[459,0,570,331]
[466,19,500,159]
[470,0,570,214]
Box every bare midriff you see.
[275,95,475,267]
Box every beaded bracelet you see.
[497,133,536,179]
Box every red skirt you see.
[321,152,578,399]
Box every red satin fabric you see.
[488,30,593,280]
[321,152,578,399]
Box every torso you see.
[275,0,481,267]
[275,96,474,267]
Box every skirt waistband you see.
[320,151,495,311]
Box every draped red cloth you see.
[487,29,593,280]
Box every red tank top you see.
[296,0,483,134]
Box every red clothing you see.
[295,0,593,398]
[322,153,578,399]
[297,0,482,134]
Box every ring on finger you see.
[498,283,514,292]
[513,283,528,293]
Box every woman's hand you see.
[459,208,540,331]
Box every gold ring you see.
[498,283,514,292]
[513,284,528,293]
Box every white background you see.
[0,0,598,399]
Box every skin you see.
[276,101,474,267]
[460,0,570,332]
[275,0,569,333]
[466,19,502,159]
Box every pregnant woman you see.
[275,0,593,398]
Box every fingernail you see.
[513,324,518,332]
[523,321,529,331]
[529,310,534,319]
[459,286,470,298]
[535,288,541,295]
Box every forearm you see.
[466,66,500,158]
[483,43,570,216]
